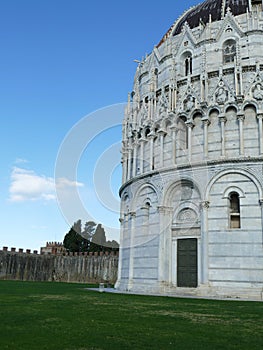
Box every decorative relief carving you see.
[252,82,263,101]
[138,102,148,126]
[244,72,263,99]
[183,94,195,112]
[157,90,169,116]
[177,208,197,223]
[215,85,228,104]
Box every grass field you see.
[0,281,262,350]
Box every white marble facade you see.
[115,0,263,300]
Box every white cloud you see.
[9,167,83,203]
[14,158,29,164]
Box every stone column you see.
[219,115,226,157]
[200,201,210,284]
[259,199,263,245]
[132,141,138,178]
[157,206,173,286]
[148,132,156,171]
[186,121,194,161]
[201,76,206,102]
[127,146,132,180]
[169,87,172,112]
[128,211,136,290]
[149,95,154,120]
[237,113,245,156]
[139,138,146,175]
[202,118,210,159]
[121,150,127,183]
[257,114,263,155]
[169,86,176,111]
[158,129,167,168]
[173,88,177,111]
[115,214,127,289]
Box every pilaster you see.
[202,118,210,159]
[200,201,210,284]
[158,206,173,285]
[257,114,263,155]
[186,121,194,161]
[128,211,136,290]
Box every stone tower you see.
[116,0,263,300]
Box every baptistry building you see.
[115,0,263,300]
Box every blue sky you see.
[0,0,200,251]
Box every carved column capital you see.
[219,114,226,123]
[157,128,167,136]
[200,201,210,210]
[185,120,194,128]
[202,117,210,126]
[237,113,245,121]
[148,131,156,139]
[139,137,147,144]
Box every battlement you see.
[0,247,119,284]
[1,246,119,257]
[2,247,38,254]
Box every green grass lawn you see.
[0,281,262,350]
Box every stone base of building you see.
[115,280,263,301]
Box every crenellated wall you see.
[0,248,119,284]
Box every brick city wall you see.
[0,247,119,284]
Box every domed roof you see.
[173,0,249,35]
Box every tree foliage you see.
[63,221,90,253]
[63,220,119,253]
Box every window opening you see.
[223,40,236,64]
[229,192,240,228]
[185,56,192,76]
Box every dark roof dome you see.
[173,0,249,35]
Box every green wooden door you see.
[177,238,197,287]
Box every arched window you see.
[185,56,192,76]
[223,40,236,64]
[229,192,240,228]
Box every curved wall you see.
[116,3,263,299]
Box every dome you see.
[173,0,249,35]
